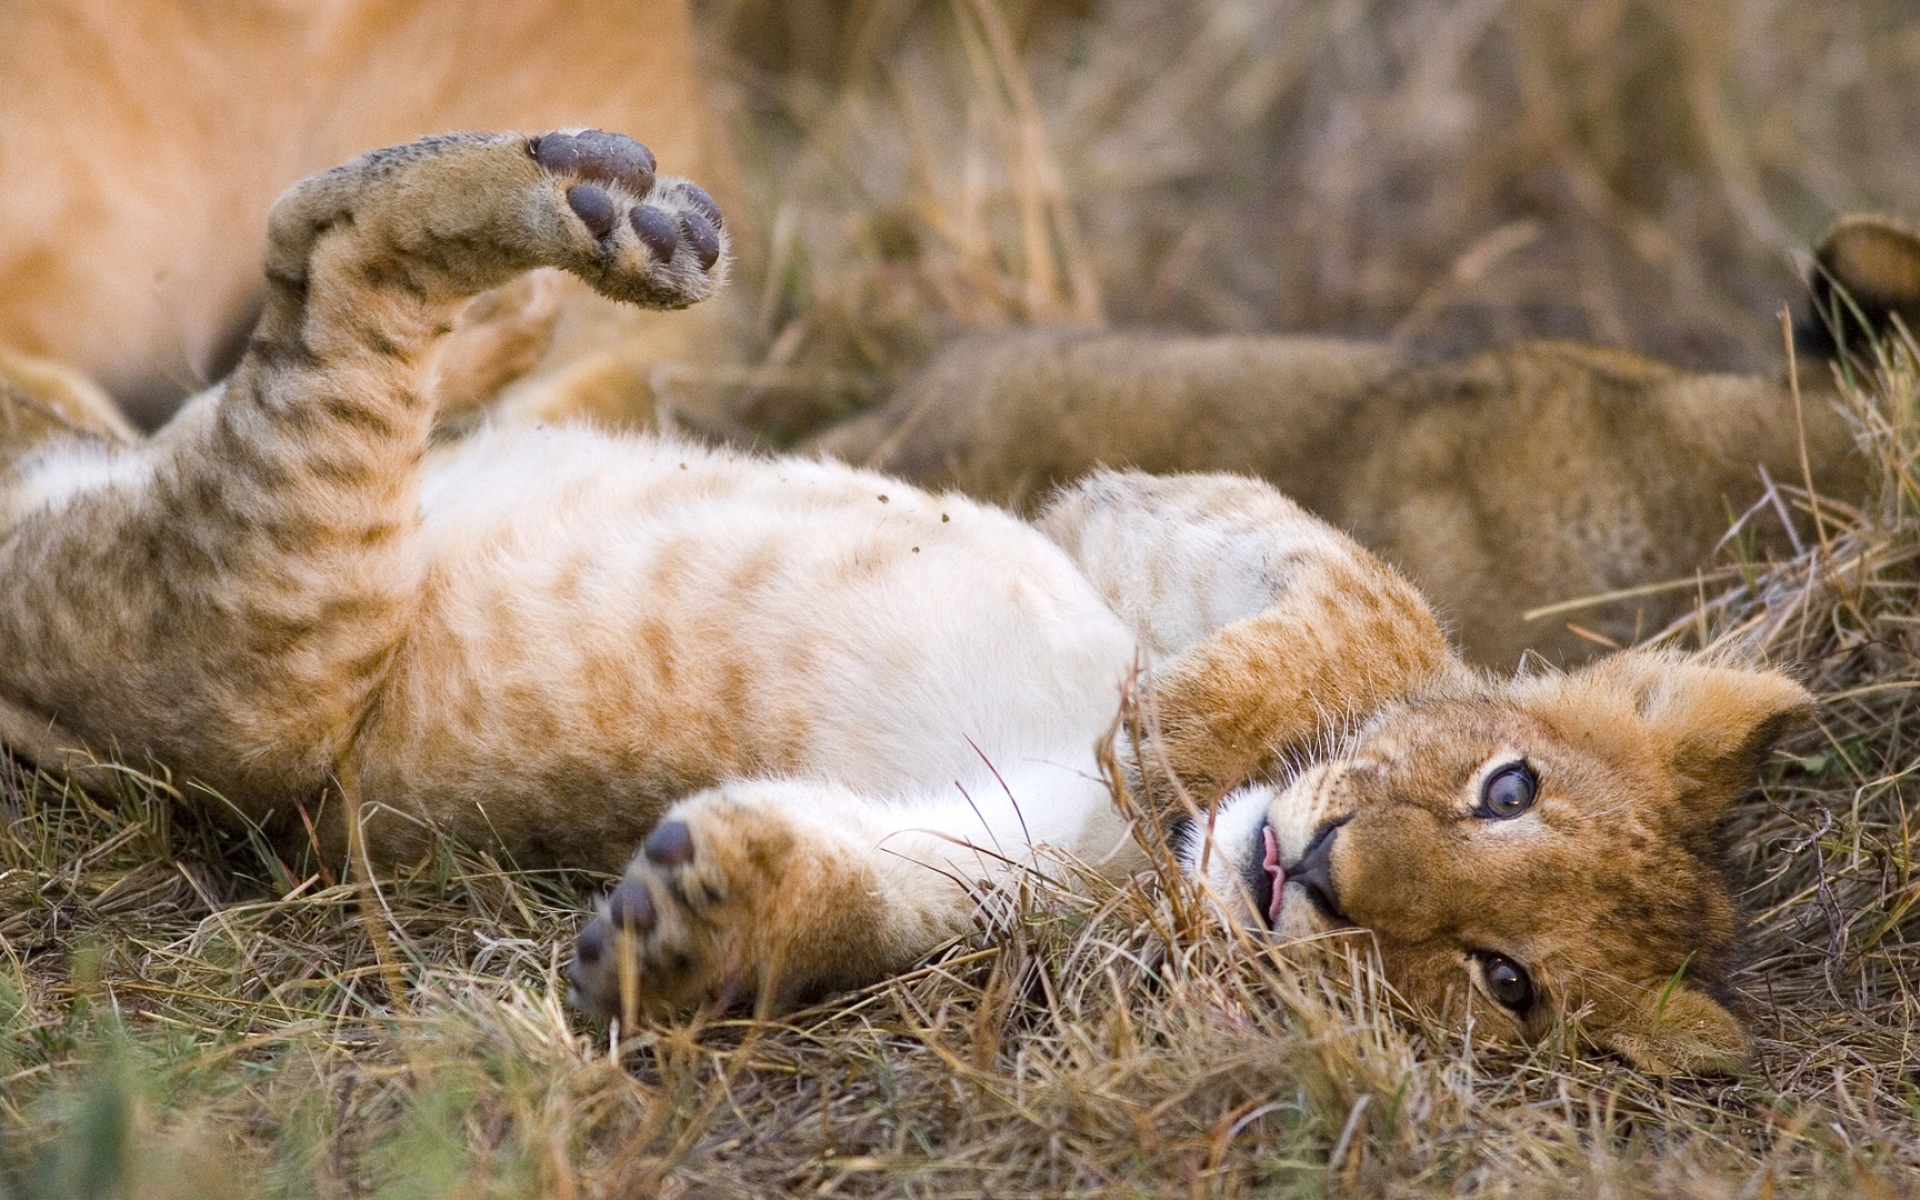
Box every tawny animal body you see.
[0,131,1810,1076]
[9,1,1912,687]
[811,216,1920,667]
[0,0,728,426]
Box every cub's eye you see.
[1477,953,1535,1012]
[1479,762,1536,819]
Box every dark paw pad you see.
[671,183,724,230]
[645,819,697,867]
[630,206,679,261]
[679,213,722,272]
[608,877,656,933]
[566,185,618,238]
[574,916,606,966]
[532,130,657,195]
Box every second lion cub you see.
[0,131,1806,1076]
[814,217,1920,667]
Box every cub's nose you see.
[1292,819,1347,923]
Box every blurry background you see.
[691,0,1920,440]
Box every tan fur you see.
[0,346,139,470]
[0,0,732,427]
[1037,472,1457,806]
[0,129,729,831]
[1260,653,1812,1074]
[6,1,1904,688]
[809,219,1920,667]
[0,133,1806,1076]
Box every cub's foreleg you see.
[0,131,726,807]
[566,774,1120,1020]
[1038,471,1461,808]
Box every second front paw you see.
[567,783,951,1025]
[566,814,751,1020]
[569,785,871,1022]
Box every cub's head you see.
[1202,650,1812,1074]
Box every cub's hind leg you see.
[0,130,727,815]
[0,347,137,449]
[0,347,144,774]
[0,346,138,496]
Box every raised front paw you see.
[266,128,728,319]
[525,129,728,309]
[567,789,810,1022]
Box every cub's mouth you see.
[1243,821,1286,930]
[1243,817,1351,931]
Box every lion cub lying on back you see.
[0,131,1808,1075]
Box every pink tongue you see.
[1262,825,1285,923]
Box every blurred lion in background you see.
[0,0,737,431]
[810,215,1920,665]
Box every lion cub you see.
[813,217,1920,667]
[0,131,1806,1075]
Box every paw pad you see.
[644,819,696,866]
[529,128,727,296]
[679,213,722,271]
[608,876,656,933]
[573,917,606,966]
[532,130,656,195]
[565,185,619,238]
[630,206,679,261]
[671,182,724,230]
[566,796,779,1018]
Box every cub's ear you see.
[1582,651,1814,814]
[1798,213,1920,357]
[1603,984,1750,1077]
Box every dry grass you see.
[8,2,1920,1196]
[694,0,1920,440]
